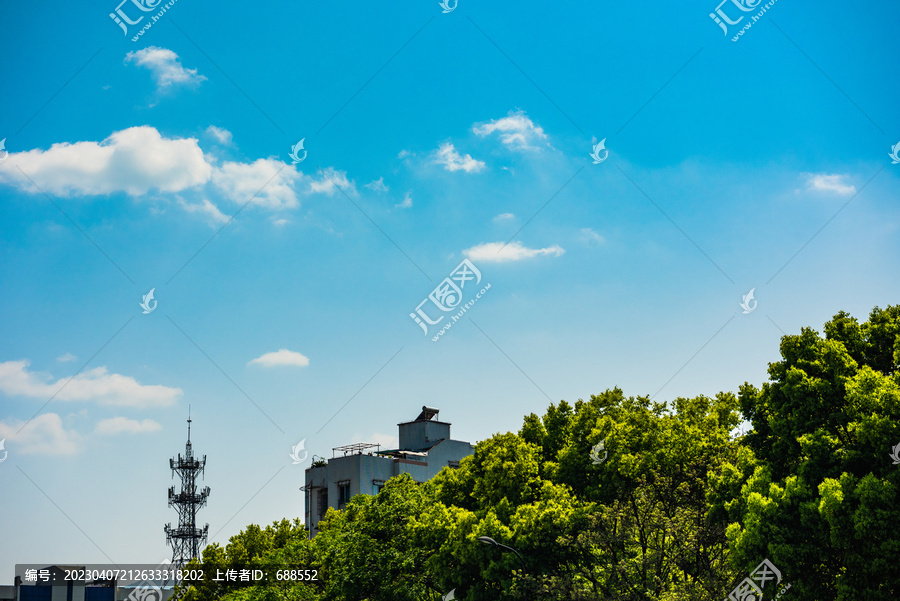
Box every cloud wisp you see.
[94,417,162,435]
[433,143,485,173]
[125,47,207,89]
[0,360,182,408]
[248,349,310,368]
[0,413,79,455]
[804,173,856,196]
[473,110,548,151]
[463,241,565,263]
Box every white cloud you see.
[205,125,233,145]
[0,126,212,197]
[580,228,605,246]
[433,143,485,173]
[0,413,79,455]
[248,349,310,368]
[272,218,288,226]
[308,168,356,196]
[178,198,229,225]
[125,47,206,89]
[211,158,303,209]
[365,177,389,193]
[397,150,411,159]
[396,191,413,209]
[473,110,548,150]
[805,173,856,196]
[57,353,77,363]
[0,127,359,218]
[493,212,515,222]
[0,360,182,408]
[94,417,161,435]
[463,241,565,263]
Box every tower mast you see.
[164,408,210,567]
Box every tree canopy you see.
[178,305,900,600]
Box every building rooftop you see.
[397,405,450,426]
[332,442,381,458]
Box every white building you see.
[303,406,473,535]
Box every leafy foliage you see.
[179,305,900,600]
[728,306,900,600]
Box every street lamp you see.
[477,536,528,599]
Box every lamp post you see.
[477,536,528,600]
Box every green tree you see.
[313,473,433,601]
[728,306,900,599]
[175,519,321,601]
[183,304,900,601]
[414,390,742,600]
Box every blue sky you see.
[1,0,899,581]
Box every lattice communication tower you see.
[164,412,210,567]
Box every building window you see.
[337,481,351,508]
[448,460,460,468]
[317,489,328,518]
[373,479,385,494]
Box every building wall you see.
[115,589,173,601]
[18,581,102,601]
[304,427,473,536]
[83,589,114,601]
[423,439,473,469]
[305,454,397,533]
[398,420,451,451]
[19,587,50,601]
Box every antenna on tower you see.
[165,408,210,568]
